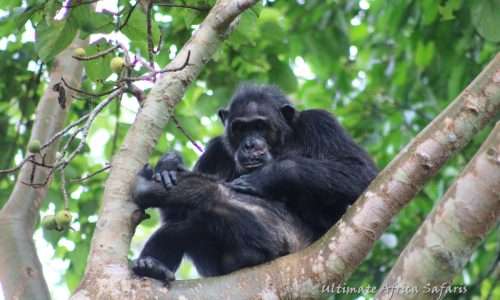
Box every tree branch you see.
[375,122,500,299]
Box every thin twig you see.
[61,77,121,98]
[29,159,36,183]
[60,170,69,210]
[172,115,203,153]
[58,127,84,161]
[120,50,191,82]
[64,0,100,9]
[41,113,90,151]
[154,2,210,12]
[154,33,163,54]
[146,1,156,81]
[117,2,139,30]
[0,156,30,174]
[71,163,111,183]
[72,45,119,61]
[21,166,54,188]
[27,157,54,168]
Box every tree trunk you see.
[375,122,500,300]
[0,37,87,300]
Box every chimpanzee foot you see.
[131,256,175,282]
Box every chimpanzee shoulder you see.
[291,109,377,168]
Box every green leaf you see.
[43,0,60,25]
[35,17,78,63]
[83,38,113,82]
[420,0,439,25]
[227,10,259,47]
[349,23,368,43]
[75,5,115,39]
[249,1,263,17]
[88,11,116,34]
[0,14,17,38]
[121,7,160,45]
[438,0,461,21]
[258,7,281,23]
[72,2,91,30]
[268,56,298,93]
[447,63,464,99]
[414,41,435,68]
[0,0,22,10]
[471,0,500,42]
[184,11,199,28]
[72,5,115,39]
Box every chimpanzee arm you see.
[132,164,221,210]
[231,156,377,205]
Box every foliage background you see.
[0,0,498,299]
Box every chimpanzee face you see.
[218,101,294,174]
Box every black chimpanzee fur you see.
[131,83,378,282]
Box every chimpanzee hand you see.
[228,174,265,196]
[154,151,188,190]
[131,256,175,282]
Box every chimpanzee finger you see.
[159,264,176,282]
[227,182,262,196]
[169,171,178,185]
[160,171,173,189]
[153,173,162,183]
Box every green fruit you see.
[41,215,57,230]
[73,48,86,57]
[55,210,72,228]
[27,140,41,153]
[110,57,125,73]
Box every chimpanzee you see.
[131,83,378,281]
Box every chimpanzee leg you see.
[132,223,190,281]
[186,240,225,277]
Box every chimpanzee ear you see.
[218,108,229,125]
[280,104,297,123]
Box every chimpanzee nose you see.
[244,140,254,150]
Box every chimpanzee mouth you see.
[242,162,264,169]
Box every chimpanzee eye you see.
[255,119,268,130]
[231,120,245,132]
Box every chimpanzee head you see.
[218,84,298,174]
